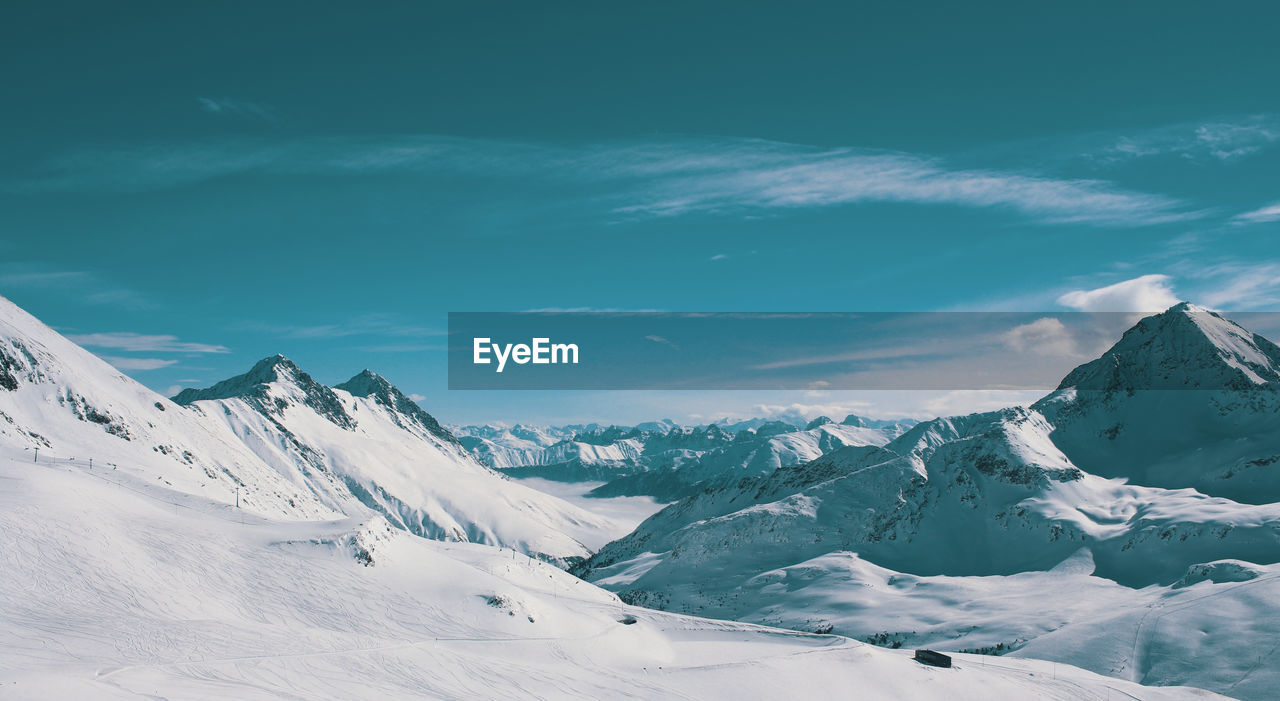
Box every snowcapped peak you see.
[805,416,834,430]
[174,355,356,429]
[336,368,391,395]
[174,354,303,402]
[841,414,869,427]
[246,353,300,381]
[752,420,796,437]
[1054,302,1280,391]
[335,369,459,445]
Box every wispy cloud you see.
[82,289,155,309]
[522,307,667,313]
[66,332,229,354]
[1231,201,1280,226]
[350,343,447,353]
[607,141,1196,226]
[98,356,178,371]
[197,97,279,123]
[0,266,155,310]
[0,270,87,287]
[748,344,936,371]
[1093,115,1279,164]
[1188,262,1280,310]
[644,334,679,350]
[235,315,444,340]
[8,135,1198,227]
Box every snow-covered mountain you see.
[575,304,1280,698]
[1035,302,1280,503]
[0,294,611,565]
[0,295,341,521]
[4,294,1200,699]
[172,357,616,564]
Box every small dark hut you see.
[914,649,952,668]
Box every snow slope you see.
[710,549,1280,699]
[0,295,341,521]
[0,449,1221,700]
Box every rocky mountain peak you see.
[335,370,458,445]
[174,355,356,430]
[1054,303,1280,392]
[805,416,834,430]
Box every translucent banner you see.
[446,310,1280,390]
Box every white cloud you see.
[1232,201,1280,225]
[1001,318,1079,356]
[1194,121,1277,160]
[66,332,229,354]
[408,393,427,402]
[1095,116,1279,164]
[99,356,178,371]
[1057,274,1181,312]
[709,253,727,261]
[747,401,875,422]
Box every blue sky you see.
[3,2,1280,425]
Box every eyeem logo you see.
[473,338,579,373]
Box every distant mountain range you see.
[452,414,915,501]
